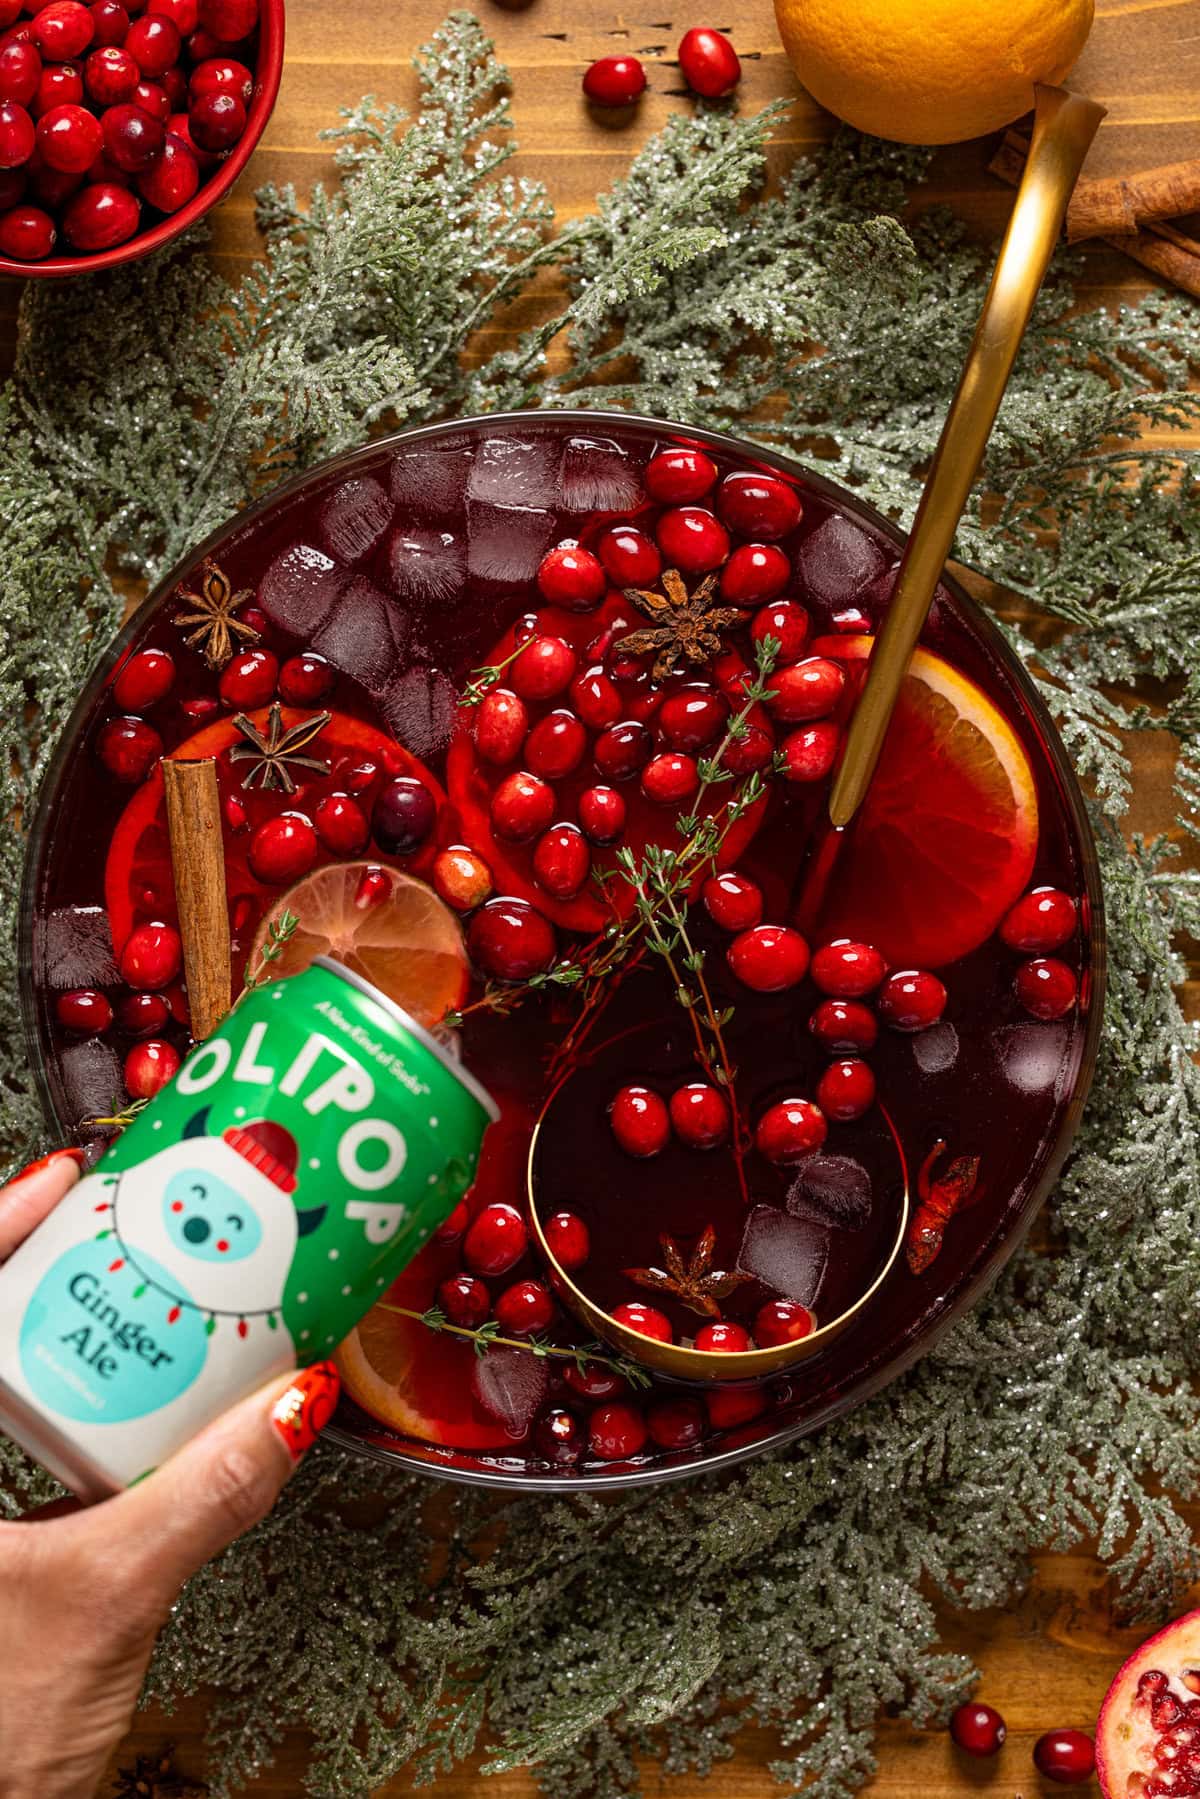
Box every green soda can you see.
[0,957,497,1498]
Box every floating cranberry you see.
[612,1301,672,1343]
[373,776,436,853]
[659,686,727,751]
[811,939,886,998]
[749,597,809,663]
[180,694,219,725]
[597,524,660,587]
[656,505,730,575]
[278,652,334,706]
[833,605,872,634]
[463,1202,527,1278]
[641,750,699,807]
[610,1084,669,1158]
[490,770,555,844]
[189,54,252,102]
[524,709,587,781]
[532,822,590,901]
[92,0,131,46]
[495,1278,555,1337]
[808,997,878,1054]
[437,1272,490,1329]
[114,990,170,1037]
[223,793,247,833]
[754,1298,815,1347]
[62,180,138,247]
[189,87,244,150]
[780,721,839,784]
[511,634,576,702]
[1015,956,1077,1020]
[55,988,113,1035]
[950,1702,1007,1758]
[756,1097,827,1164]
[647,1395,706,1449]
[816,1058,876,1122]
[125,12,179,73]
[724,709,776,774]
[718,471,802,540]
[705,1385,767,1430]
[589,1400,648,1460]
[593,718,652,782]
[313,793,368,857]
[198,0,257,39]
[135,129,197,210]
[124,1037,180,1099]
[1033,1729,1095,1784]
[564,1360,627,1402]
[432,845,492,913]
[578,785,625,845]
[536,543,606,611]
[96,714,163,784]
[474,687,528,765]
[112,648,173,713]
[0,197,53,254]
[877,969,946,1032]
[719,543,788,606]
[467,896,556,982]
[248,812,317,885]
[581,53,645,107]
[569,666,621,732]
[31,3,94,62]
[217,646,276,709]
[0,100,35,167]
[118,919,182,989]
[86,45,139,105]
[544,1210,589,1271]
[727,923,809,992]
[645,446,716,504]
[677,25,740,98]
[702,870,762,933]
[0,41,39,107]
[534,1406,583,1465]
[432,1198,469,1245]
[1001,886,1077,954]
[765,657,845,723]
[695,1319,749,1353]
[669,1081,728,1149]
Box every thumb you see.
[104,1361,340,1604]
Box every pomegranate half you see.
[1097,1610,1200,1797]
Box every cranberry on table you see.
[96,714,163,783]
[534,1407,584,1465]
[0,100,36,168]
[949,1702,1007,1758]
[569,665,621,731]
[695,1319,749,1352]
[597,523,661,587]
[1032,1728,1095,1784]
[544,1210,589,1271]
[218,645,277,708]
[86,46,140,106]
[641,750,699,806]
[877,968,946,1031]
[1015,956,1077,1020]
[189,55,253,103]
[581,53,646,108]
[189,87,245,150]
[495,1278,555,1336]
[810,939,886,998]
[537,543,606,610]
[511,633,576,701]
[467,896,557,982]
[248,811,318,884]
[532,821,590,900]
[780,721,840,784]
[702,870,763,933]
[720,544,791,606]
[669,1081,728,1149]
[0,42,40,107]
[816,1058,876,1122]
[31,3,94,62]
[727,923,810,992]
[63,181,139,247]
[564,1359,628,1402]
[198,0,259,42]
[659,686,727,751]
[314,793,368,857]
[765,657,845,722]
[524,708,587,780]
[749,596,809,661]
[115,990,171,1036]
[645,446,717,504]
[656,505,730,574]
[0,202,54,257]
[125,13,180,75]
[610,1083,670,1158]
[124,1037,180,1099]
[611,1301,672,1343]
[677,26,741,98]
[1000,885,1077,953]
[474,687,528,765]
[373,775,436,853]
[808,997,878,1055]
[432,844,493,913]
[432,1197,469,1245]
[647,1395,706,1450]
[437,1272,490,1329]
[135,129,198,210]
[490,769,555,843]
[589,1400,648,1461]
[278,651,334,706]
[578,783,626,844]
[755,1096,827,1164]
[717,471,803,540]
[754,1298,815,1347]
[55,988,113,1035]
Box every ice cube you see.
[558,436,644,514]
[467,498,556,585]
[795,515,887,608]
[386,526,466,606]
[310,576,410,697]
[786,1155,873,1231]
[315,476,391,566]
[467,435,559,510]
[41,905,119,991]
[59,1039,124,1127]
[912,1022,959,1076]
[471,1344,549,1440]
[257,542,348,639]
[388,445,474,524]
[738,1203,830,1306]
[377,665,458,759]
[996,1022,1070,1096]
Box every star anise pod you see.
[110,1744,208,1798]
[621,568,745,682]
[624,1223,750,1320]
[173,559,258,671]
[229,702,332,794]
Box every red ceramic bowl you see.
[0,0,284,280]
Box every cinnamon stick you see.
[162,757,231,1041]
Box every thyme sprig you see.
[380,1302,652,1388]
[81,1096,149,1135]
[241,908,299,995]
[458,640,528,708]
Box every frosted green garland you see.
[2,15,1200,1797]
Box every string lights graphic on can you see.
[0,957,498,1499]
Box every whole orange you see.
[774,0,1094,144]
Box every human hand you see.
[0,1149,339,1799]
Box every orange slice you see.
[250,862,468,1028]
[813,634,1039,967]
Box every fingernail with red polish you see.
[9,1147,87,1187]
[270,1361,341,1461]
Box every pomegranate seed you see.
[656,505,730,574]
[535,1407,584,1465]
[611,1301,672,1343]
[641,750,699,806]
[437,1272,490,1329]
[701,870,763,932]
[197,0,258,40]
[537,543,606,610]
[1015,956,1077,1020]
[495,1278,554,1336]
[188,88,245,150]
[524,708,587,780]
[55,988,113,1034]
[247,812,318,885]
[490,770,555,843]
[578,784,626,844]
[544,1210,590,1271]
[718,471,802,540]
[588,1400,648,1460]
[1001,886,1077,953]
[705,1385,766,1429]
[62,179,139,248]
[669,1081,728,1149]
[31,2,94,61]
[432,1198,469,1245]
[647,1395,706,1449]
[314,794,369,856]
[780,721,840,783]
[816,1058,876,1121]
[564,1360,628,1402]
[0,42,39,106]
[462,1202,527,1278]
[467,897,557,982]
[125,12,179,74]
[188,54,252,102]
[135,131,197,210]
[581,53,646,107]
[0,199,53,256]
[765,657,845,722]
[754,1298,815,1347]
[569,665,621,730]
[597,524,660,587]
[810,939,886,998]
[659,685,727,751]
[593,718,652,782]
[677,25,740,98]
[354,866,390,910]
[432,845,493,913]
[1032,1729,1095,1784]
[373,776,436,854]
[124,1037,180,1099]
[808,997,878,1054]
[877,969,946,1032]
[750,597,809,662]
[532,822,591,900]
[755,1097,827,1165]
[694,1319,749,1353]
[96,714,162,784]
[610,1084,669,1158]
[278,652,335,706]
[474,687,528,765]
[218,647,277,709]
[727,923,809,992]
[113,648,174,711]
[721,543,790,605]
[86,44,139,105]
[511,634,577,701]
[115,990,171,1036]
[645,446,717,504]
[950,1703,1007,1758]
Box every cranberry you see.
[810,939,886,998]
[92,0,131,45]
[647,1395,706,1449]
[55,988,113,1034]
[432,845,492,912]
[186,26,226,61]
[749,597,809,662]
[463,1202,527,1277]
[765,657,845,722]
[659,686,727,751]
[437,1272,490,1329]
[656,505,730,575]
[180,694,219,725]
[62,180,139,247]
[278,652,334,706]
[218,646,277,708]
[118,919,182,988]
[597,524,660,587]
[115,990,170,1036]
[313,793,368,856]
[564,1360,627,1402]
[677,25,740,98]
[335,755,377,794]
[495,1278,554,1336]
[756,1097,827,1164]
[28,157,83,206]
[524,709,587,781]
[611,1301,672,1343]
[705,1386,766,1430]
[781,722,838,784]
[96,714,162,783]
[532,822,590,900]
[467,896,556,982]
[489,770,554,844]
[593,718,652,782]
[1001,886,1077,953]
[373,776,436,853]
[86,44,139,104]
[724,708,775,773]
[0,165,23,207]
[31,3,93,61]
[950,1702,1007,1758]
[0,198,53,254]
[695,1319,749,1352]
[125,12,179,73]
[569,666,621,731]
[536,543,605,611]
[588,1401,648,1460]
[247,812,317,885]
[718,471,802,540]
[641,750,698,806]
[511,634,576,702]
[544,1210,589,1271]
[716,543,786,606]
[534,1407,584,1465]
[99,101,162,173]
[754,1298,814,1347]
[197,0,258,41]
[1033,1729,1095,1784]
[877,969,946,1031]
[669,1081,728,1149]
[474,687,528,765]
[188,54,252,102]
[432,1198,469,1245]
[1015,956,1077,1019]
[808,997,878,1054]
[148,0,198,32]
[0,99,35,166]
[581,53,645,107]
[34,62,84,115]
[124,1037,180,1099]
[701,870,762,932]
[645,446,716,504]
[816,1058,876,1121]
[0,41,39,106]
[727,923,809,992]
[833,605,872,634]
[189,88,244,150]
[578,784,626,844]
[610,1084,669,1158]
[113,648,174,711]
[135,128,197,209]
[165,107,214,168]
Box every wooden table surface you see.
[5,0,1184,1790]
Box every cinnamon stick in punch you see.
[162,757,232,1041]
